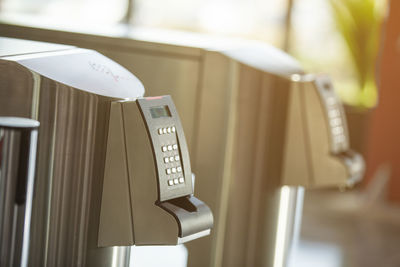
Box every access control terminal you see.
[282,75,364,187]
[314,76,349,154]
[98,95,213,246]
[137,96,193,201]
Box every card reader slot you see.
[166,196,198,212]
[335,149,365,186]
[158,196,213,238]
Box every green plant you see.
[329,0,386,108]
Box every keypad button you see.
[172,167,177,174]
[172,126,176,133]
[177,166,182,173]
[163,128,167,134]
[330,118,342,127]
[158,128,163,135]
[166,168,171,175]
[332,126,344,135]
[334,135,346,143]
[326,97,336,106]
[164,157,169,163]
[162,146,167,152]
[174,178,179,185]
[169,156,174,162]
[175,155,180,161]
[168,180,174,186]
[167,145,173,151]
[179,177,184,184]
[173,144,178,150]
[167,127,171,133]
[328,109,340,118]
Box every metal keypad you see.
[326,97,346,147]
[157,125,185,187]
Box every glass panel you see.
[1,0,128,24]
[133,0,289,46]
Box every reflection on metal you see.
[111,247,130,267]
[273,186,291,267]
[111,247,119,267]
[273,186,305,267]
[21,129,38,267]
[287,187,305,266]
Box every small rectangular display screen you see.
[150,106,171,119]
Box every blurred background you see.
[0,0,387,107]
[1,0,399,266]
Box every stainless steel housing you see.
[0,38,144,267]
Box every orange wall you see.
[365,0,400,203]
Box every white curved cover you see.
[4,47,145,99]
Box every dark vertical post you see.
[0,117,39,267]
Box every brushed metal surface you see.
[0,43,145,266]
[26,77,118,266]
